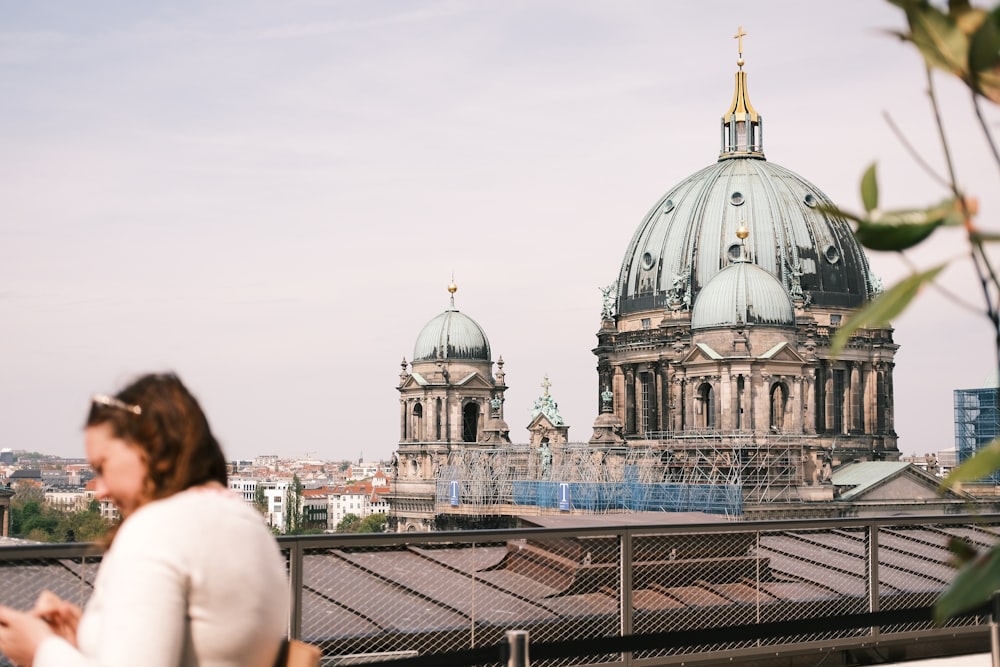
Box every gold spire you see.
[720,26,764,159]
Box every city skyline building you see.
[954,386,1000,484]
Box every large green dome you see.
[616,68,874,318]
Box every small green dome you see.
[413,309,491,362]
[691,259,795,329]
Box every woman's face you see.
[85,422,148,517]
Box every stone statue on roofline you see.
[600,284,617,320]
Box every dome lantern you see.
[721,26,763,159]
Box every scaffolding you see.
[434,433,810,518]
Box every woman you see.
[0,373,289,667]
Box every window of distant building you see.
[641,318,651,330]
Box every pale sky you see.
[2,1,998,462]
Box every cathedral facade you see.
[387,36,899,530]
[593,45,899,506]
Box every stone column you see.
[853,363,863,432]
[861,362,872,434]
[788,376,801,433]
[672,376,683,432]
[624,365,636,435]
[659,363,671,434]
[824,363,835,432]
[685,377,696,432]
[613,367,626,429]
[634,369,644,435]
[757,370,772,434]
[842,362,853,433]
[720,368,734,431]
[803,369,816,434]
[652,363,663,433]
[886,362,896,432]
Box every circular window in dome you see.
[730,191,745,206]
[804,193,818,208]
[824,245,841,264]
[662,199,674,214]
[727,243,742,262]
[641,252,656,271]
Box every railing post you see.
[504,629,530,667]
[991,591,1000,667]
[867,523,880,638]
[621,528,634,666]
[287,540,304,640]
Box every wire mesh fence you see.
[2,516,999,667]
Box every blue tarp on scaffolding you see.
[504,479,740,516]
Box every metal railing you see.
[2,514,999,666]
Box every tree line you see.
[7,484,110,543]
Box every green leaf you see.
[969,7,1000,72]
[935,545,1000,623]
[969,7,1000,101]
[901,0,970,75]
[861,163,879,213]
[855,218,943,251]
[942,437,1000,487]
[854,199,957,251]
[831,264,946,357]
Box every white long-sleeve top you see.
[34,485,289,667]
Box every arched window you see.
[698,383,715,429]
[770,383,788,431]
[412,403,423,441]
[462,402,480,443]
[435,398,442,440]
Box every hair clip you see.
[91,394,142,415]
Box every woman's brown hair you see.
[87,373,228,507]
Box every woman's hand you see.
[31,591,81,647]
[0,604,55,666]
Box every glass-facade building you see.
[954,387,1000,482]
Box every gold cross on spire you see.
[541,374,551,396]
[734,25,747,55]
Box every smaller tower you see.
[389,282,507,532]
[527,375,570,480]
